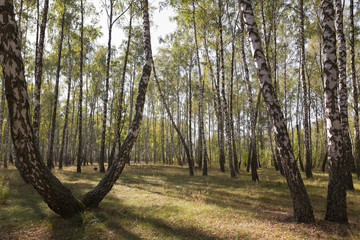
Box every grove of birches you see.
[0,0,360,225]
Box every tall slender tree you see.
[99,0,115,172]
[59,33,73,170]
[188,52,195,168]
[153,62,194,175]
[335,0,354,190]
[192,0,208,176]
[240,12,258,181]
[47,2,67,170]
[33,0,49,144]
[321,0,347,223]
[82,0,153,207]
[219,0,236,178]
[108,4,133,170]
[239,0,314,223]
[350,0,360,179]
[77,0,84,173]
[300,0,312,178]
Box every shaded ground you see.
[0,164,359,239]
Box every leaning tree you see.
[239,0,314,223]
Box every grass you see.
[0,164,359,239]
[0,175,9,204]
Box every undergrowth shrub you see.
[0,176,9,204]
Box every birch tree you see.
[239,0,314,223]
[322,0,347,223]
[335,0,354,190]
[350,0,360,179]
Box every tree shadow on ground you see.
[93,195,229,240]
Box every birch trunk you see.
[99,0,114,173]
[32,0,49,144]
[47,4,66,170]
[59,34,72,170]
[192,0,208,175]
[321,0,347,223]
[241,13,258,180]
[188,56,194,168]
[153,63,194,175]
[215,41,226,172]
[0,0,83,217]
[239,0,314,223]
[108,7,133,169]
[219,0,235,178]
[350,0,360,179]
[82,0,152,207]
[300,0,312,178]
[76,0,84,173]
[335,0,355,190]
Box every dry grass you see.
[0,164,359,239]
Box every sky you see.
[93,0,177,54]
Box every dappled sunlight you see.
[0,165,359,239]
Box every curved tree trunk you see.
[335,0,354,190]
[82,0,153,207]
[0,0,83,218]
[322,0,347,223]
[239,0,314,223]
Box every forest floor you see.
[0,164,359,240]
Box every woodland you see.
[0,0,360,239]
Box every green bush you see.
[0,176,9,204]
